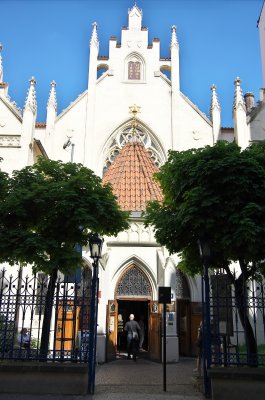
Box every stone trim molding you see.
[0,135,20,147]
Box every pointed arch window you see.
[125,53,145,82]
[103,122,165,174]
[116,265,152,297]
[176,269,190,300]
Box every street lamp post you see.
[198,239,212,398]
[87,233,104,395]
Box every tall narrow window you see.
[128,61,141,80]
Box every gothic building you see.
[0,4,264,363]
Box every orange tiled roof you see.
[102,139,163,211]
[35,122,46,128]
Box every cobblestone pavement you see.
[94,355,204,399]
[0,356,204,400]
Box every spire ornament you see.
[128,2,143,16]
[233,77,246,112]
[47,80,57,111]
[0,43,3,82]
[24,76,37,114]
[171,25,179,48]
[210,84,220,115]
[90,22,99,49]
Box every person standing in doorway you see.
[124,314,141,361]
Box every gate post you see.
[198,240,212,398]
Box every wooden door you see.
[177,299,191,356]
[55,301,80,351]
[106,300,117,361]
[149,301,161,361]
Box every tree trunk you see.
[39,269,58,360]
[234,272,257,366]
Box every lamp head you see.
[198,239,211,259]
[89,233,104,260]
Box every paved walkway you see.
[94,355,204,399]
[0,356,204,400]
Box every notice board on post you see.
[158,287,171,304]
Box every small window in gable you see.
[125,53,145,82]
[128,61,141,80]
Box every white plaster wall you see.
[173,94,213,150]
[34,128,45,141]
[219,131,234,142]
[107,221,157,244]
[0,148,22,174]
[121,26,149,48]
[0,101,21,134]
[248,105,265,142]
[52,94,88,164]
[0,100,22,173]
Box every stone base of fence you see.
[208,367,265,400]
[0,362,88,395]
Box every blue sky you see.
[0,0,263,127]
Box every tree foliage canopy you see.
[0,157,129,275]
[145,141,265,277]
[0,160,10,262]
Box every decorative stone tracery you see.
[0,135,20,147]
[116,265,152,297]
[176,269,190,300]
[103,123,163,173]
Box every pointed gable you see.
[102,139,163,212]
[128,4,143,31]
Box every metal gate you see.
[201,267,265,397]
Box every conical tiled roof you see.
[102,139,163,211]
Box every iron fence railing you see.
[202,270,265,369]
[0,268,92,362]
[201,269,265,398]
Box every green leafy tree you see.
[1,157,129,358]
[0,159,10,263]
[145,141,265,364]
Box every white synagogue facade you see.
[0,4,265,363]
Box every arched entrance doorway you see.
[106,264,161,361]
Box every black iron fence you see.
[202,270,265,369]
[0,268,92,362]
